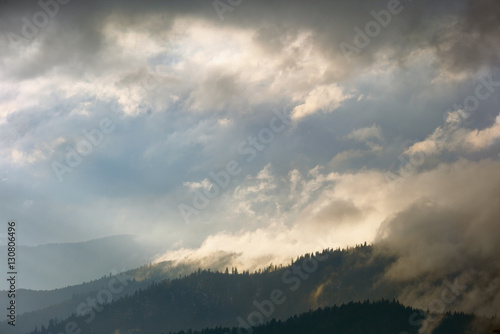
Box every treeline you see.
[25,245,416,334]
[163,300,490,334]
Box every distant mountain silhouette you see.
[0,235,161,290]
[0,258,210,334]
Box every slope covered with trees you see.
[25,245,497,334]
[165,300,496,334]
[27,245,402,333]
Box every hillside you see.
[165,300,498,334]
[0,259,211,334]
[26,245,405,334]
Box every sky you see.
[0,0,499,299]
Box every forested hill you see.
[31,299,499,334]
[165,300,497,334]
[26,245,499,334]
[27,245,396,334]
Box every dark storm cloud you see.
[1,0,494,80]
[0,0,204,79]
[435,0,500,73]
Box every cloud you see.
[405,111,500,156]
[292,84,354,120]
[304,198,367,227]
[0,0,498,304]
[432,0,500,75]
[376,158,500,316]
[346,124,383,143]
[404,110,466,156]
[465,114,500,150]
[157,157,500,316]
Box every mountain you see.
[7,244,494,334]
[0,258,215,334]
[0,235,162,291]
[165,300,499,334]
[23,245,407,334]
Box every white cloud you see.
[405,111,500,156]
[156,157,500,315]
[292,84,354,120]
[465,114,500,150]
